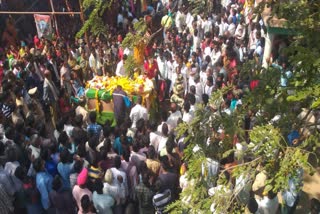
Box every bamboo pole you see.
[0,11,81,15]
[49,0,59,37]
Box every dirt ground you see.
[295,167,320,213]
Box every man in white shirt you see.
[203,76,214,97]
[193,29,201,53]
[129,96,148,129]
[175,8,186,34]
[157,123,169,154]
[227,17,236,36]
[210,43,221,67]
[111,156,128,198]
[89,50,97,75]
[115,55,127,77]
[186,9,194,29]
[182,102,193,123]
[166,102,182,131]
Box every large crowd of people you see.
[0,0,320,214]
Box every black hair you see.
[183,102,190,113]
[60,149,71,164]
[202,94,209,105]
[103,124,112,138]
[52,175,62,191]
[56,119,65,132]
[166,134,176,155]
[132,141,140,153]
[58,131,69,146]
[88,136,99,150]
[14,166,25,180]
[162,123,169,136]
[81,194,91,213]
[147,145,156,159]
[114,155,121,169]
[136,119,145,132]
[6,147,17,162]
[160,111,168,122]
[33,158,44,172]
[73,160,84,173]
[160,155,171,172]
[94,179,104,194]
[89,111,97,123]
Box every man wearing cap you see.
[72,167,92,213]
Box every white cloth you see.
[182,112,193,123]
[257,196,279,214]
[157,136,168,154]
[115,60,125,77]
[110,168,128,198]
[129,104,148,128]
[166,110,182,131]
[157,57,168,79]
[227,23,236,36]
[103,181,125,205]
[211,49,221,66]
[193,36,200,52]
[203,84,214,96]
[150,131,162,152]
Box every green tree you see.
[168,1,320,213]
[76,0,114,39]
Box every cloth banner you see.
[34,14,52,39]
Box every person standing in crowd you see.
[87,111,102,138]
[33,158,53,212]
[112,85,127,126]
[43,69,59,128]
[130,96,148,129]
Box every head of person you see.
[207,76,214,86]
[6,147,17,162]
[136,96,142,105]
[136,118,145,133]
[89,111,97,124]
[88,136,99,150]
[160,111,168,122]
[170,102,177,113]
[60,148,71,164]
[52,175,62,191]
[162,123,169,137]
[73,160,83,174]
[33,158,45,173]
[202,94,209,106]
[183,101,190,113]
[81,194,91,213]
[114,155,121,169]
[147,145,157,160]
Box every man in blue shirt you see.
[33,158,53,211]
[87,111,102,138]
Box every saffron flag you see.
[34,14,53,39]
